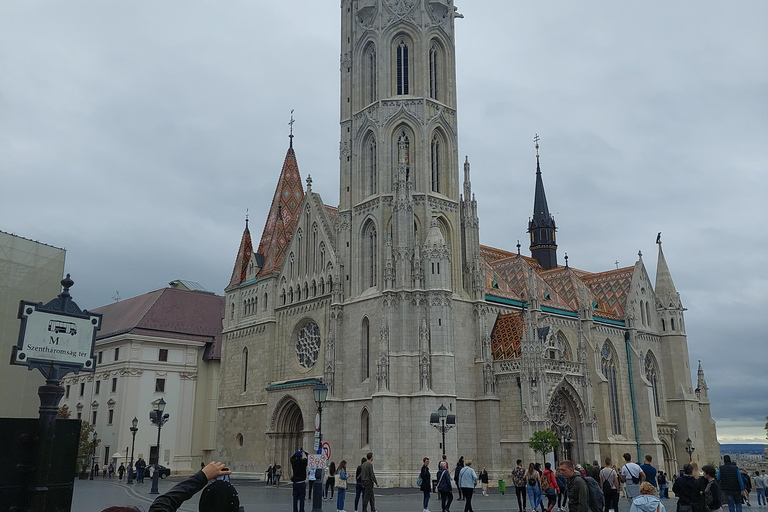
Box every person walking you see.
[658,472,668,499]
[640,456,657,489]
[556,470,567,512]
[267,464,273,485]
[542,462,558,512]
[419,457,432,512]
[718,455,746,512]
[275,465,283,487]
[458,459,478,512]
[620,453,645,502]
[480,467,489,497]
[290,449,308,512]
[740,470,752,507]
[703,465,724,512]
[672,464,705,512]
[354,457,366,512]
[559,460,588,512]
[325,461,337,500]
[455,457,465,501]
[526,462,544,512]
[754,470,766,507]
[118,463,125,481]
[512,460,528,512]
[629,482,666,512]
[436,460,454,512]
[361,452,378,512]
[336,460,349,512]
[308,467,316,500]
[108,462,115,479]
[600,457,620,512]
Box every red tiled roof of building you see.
[255,146,304,278]
[491,312,525,360]
[580,266,634,318]
[323,204,339,225]
[227,220,253,290]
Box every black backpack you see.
[584,476,605,512]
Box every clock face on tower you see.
[296,321,321,369]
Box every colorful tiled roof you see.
[227,220,253,290]
[540,266,588,310]
[491,312,525,360]
[479,245,543,270]
[255,146,305,278]
[580,267,634,318]
[323,204,339,226]
[489,255,572,310]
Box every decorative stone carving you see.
[296,322,321,369]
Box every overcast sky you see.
[1,1,766,444]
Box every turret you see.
[527,135,558,270]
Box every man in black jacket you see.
[290,449,309,512]
[717,455,746,512]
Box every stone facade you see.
[216,0,719,485]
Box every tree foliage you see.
[529,429,560,460]
[77,421,100,472]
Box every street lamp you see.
[89,432,98,480]
[429,404,456,459]
[311,382,328,512]
[149,398,170,495]
[127,417,138,485]
[685,438,695,462]
[560,427,572,462]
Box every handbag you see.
[336,474,347,489]
[417,476,424,487]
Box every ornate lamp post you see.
[685,438,695,462]
[89,431,98,480]
[311,383,328,512]
[429,404,456,459]
[127,417,138,484]
[149,398,170,495]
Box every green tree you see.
[529,430,560,461]
[77,421,100,474]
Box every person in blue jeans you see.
[290,450,308,512]
[336,460,349,512]
[354,457,366,512]
[526,463,543,512]
[419,457,432,512]
[717,455,746,512]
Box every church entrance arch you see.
[548,390,582,465]
[271,396,305,478]
[662,441,675,478]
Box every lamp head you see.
[446,414,456,426]
[157,397,166,414]
[430,413,439,425]
[438,404,448,420]
[313,383,328,405]
[132,417,138,429]
[686,438,692,450]
[93,431,97,440]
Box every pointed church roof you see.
[255,144,305,278]
[529,156,556,230]
[654,242,679,307]
[227,218,253,289]
[491,311,525,360]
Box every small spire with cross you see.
[306,174,312,192]
[288,109,295,148]
[245,208,249,228]
[534,133,541,163]
[517,240,521,255]
[615,260,620,270]
[565,253,569,268]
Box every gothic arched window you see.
[397,130,410,181]
[661,318,666,331]
[361,408,370,447]
[671,317,676,331]
[311,280,317,297]
[254,296,258,313]
[396,40,409,95]
[601,341,622,435]
[319,242,326,274]
[362,221,378,289]
[362,317,370,381]
[429,43,439,100]
[289,253,295,279]
[430,134,441,193]
[641,300,647,326]
[319,278,325,295]
[280,289,286,305]
[367,45,377,104]
[288,287,294,303]
[645,302,651,328]
[645,351,661,417]
[366,136,377,195]
[263,293,268,310]
[312,224,318,273]
[242,347,248,392]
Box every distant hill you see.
[720,444,766,455]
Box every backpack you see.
[540,471,550,491]
[528,475,538,487]
[584,476,605,512]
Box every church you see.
[216,0,718,484]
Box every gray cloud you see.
[1,1,765,442]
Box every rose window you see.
[296,322,321,369]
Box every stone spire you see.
[654,240,681,309]
[527,134,558,270]
[696,360,709,401]
[226,216,253,290]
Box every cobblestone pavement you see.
[73,478,766,512]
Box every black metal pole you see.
[90,435,96,480]
[127,429,137,484]
[150,421,162,494]
[311,403,323,512]
[441,419,446,459]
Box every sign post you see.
[12,274,101,511]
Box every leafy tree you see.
[529,429,560,461]
[77,421,100,473]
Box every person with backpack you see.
[512,459,528,512]
[629,482,666,512]
[455,457,465,501]
[354,457,366,512]
[673,463,705,512]
[542,462,559,512]
[480,467,489,496]
[458,460,478,512]
[620,453,645,501]
[418,457,432,512]
[559,460,588,512]
[600,457,620,512]
[436,460,454,512]
[717,455,746,512]
[526,462,544,512]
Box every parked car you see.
[156,464,171,479]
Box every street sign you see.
[321,441,331,461]
[308,454,326,470]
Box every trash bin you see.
[498,479,506,495]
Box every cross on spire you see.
[534,133,540,161]
[288,109,295,147]
[245,208,249,228]
[615,260,619,270]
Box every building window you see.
[671,317,675,331]
[103,446,110,466]
[79,383,85,397]
[159,349,168,362]
[362,317,370,381]
[111,378,117,393]
[95,381,100,395]
[645,352,661,417]
[645,302,651,328]
[242,347,248,393]
[92,410,97,425]
[280,289,286,305]
[319,278,325,295]
[65,385,70,399]
[114,348,119,361]
[362,221,378,289]
[661,318,666,331]
[108,409,114,425]
[155,378,165,393]
[396,40,409,95]
[230,302,234,320]
[366,136,377,196]
[254,296,258,313]
[431,135,441,193]
[289,287,294,303]
[263,293,268,310]
[601,341,622,435]
[367,45,377,104]
[98,351,103,364]
[429,43,439,100]
[641,300,647,326]
[361,408,370,447]
[77,412,82,420]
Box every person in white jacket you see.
[458,460,479,512]
[629,482,666,512]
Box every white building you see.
[59,281,224,473]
